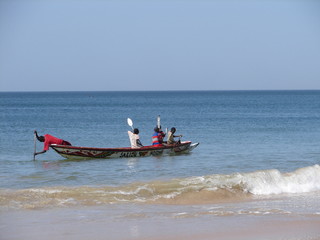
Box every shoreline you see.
[1,191,320,240]
[2,164,320,209]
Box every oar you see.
[127,118,134,130]
[33,132,37,160]
[157,115,160,129]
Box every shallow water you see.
[1,91,320,190]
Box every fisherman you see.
[34,130,71,156]
[152,127,163,147]
[128,128,143,148]
[166,127,182,144]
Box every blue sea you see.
[1,91,320,239]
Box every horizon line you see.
[1,89,320,93]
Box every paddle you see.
[157,115,168,133]
[33,132,37,160]
[127,118,134,130]
[157,115,160,129]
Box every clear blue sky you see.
[0,0,320,91]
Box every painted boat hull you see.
[50,141,199,159]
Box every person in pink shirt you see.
[34,130,71,156]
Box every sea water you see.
[1,91,320,239]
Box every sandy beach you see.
[1,206,320,240]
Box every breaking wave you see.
[1,165,320,209]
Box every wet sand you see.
[1,204,320,240]
[2,191,320,240]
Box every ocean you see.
[1,91,320,240]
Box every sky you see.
[0,0,320,91]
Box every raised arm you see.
[33,130,47,156]
[34,130,41,142]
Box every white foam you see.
[178,165,320,196]
[242,164,320,195]
[28,188,63,194]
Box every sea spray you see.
[180,164,320,196]
[243,164,320,195]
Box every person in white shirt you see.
[166,127,182,145]
[128,128,143,148]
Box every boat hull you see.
[50,141,199,159]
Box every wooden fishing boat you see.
[50,141,199,159]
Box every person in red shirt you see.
[34,130,71,156]
[152,126,166,146]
